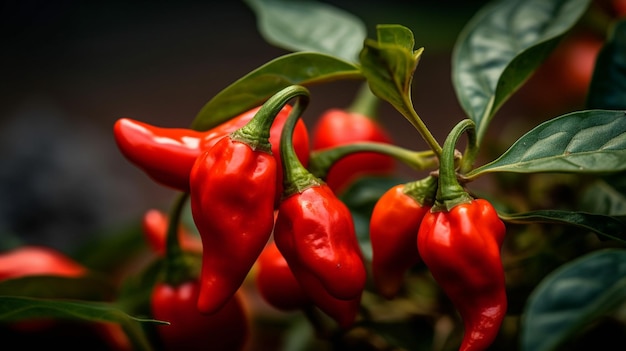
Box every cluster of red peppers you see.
[113,83,507,350]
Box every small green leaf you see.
[191,52,361,131]
[579,179,626,217]
[499,210,626,243]
[452,0,591,143]
[520,249,626,351]
[587,19,626,110]
[359,25,423,122]
[0,296,163,351]
[244,0,366,63]
[467,110,626,177]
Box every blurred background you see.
[0,0,597,253]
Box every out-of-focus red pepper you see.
[369,176,436,299]
[141,209,202,256]
[273,86,366,328]
[311,86,395,194]
[151,280,249,351]
[255,240,312,311]
[0,246,131,351]
[113,105,310,199]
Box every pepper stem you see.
[231,86,312,153]
[308,142,437,179]
[403,175,438,207]
[346,82,380,119]
[434,119,476,212]
[278,86,324,197]
[163,192,195,286]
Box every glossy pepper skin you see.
[369,181,433,299]
[190,134,276,314]
[274,184,366,327]
[151,280,249,351]
[113,105,310,196]
[311,108,394,194]
[142,209,202,256]
[417,199,507,351]
[255,240,312,311]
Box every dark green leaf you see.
[579,179,626,216]
[587,19,626,110]
[499,210,626,243]
[0,296,162,351]
[359,25,424,124]
[0,275,115,301]
[191,52,361,131]
[467,110,626,177]
[452,0,591,143]
[244,0,366,63]
[520,249,626,351]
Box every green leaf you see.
[587,19,626,110]
[579,179,626,217]
[244,0,367,63]
[0,276,115,301]
[499,210,626,243]
[452,0,591,143]
[359,25,424,124]
[466,110,626,177]
[0,296,163,351]
[520,249,626,351]
[191,52,361,131]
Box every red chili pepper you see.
[190,87,307,314]
[142,209,202,256]
[0,246,86,280]
[417,199,506,351]
[369,176,436,299]
[113,105,310,198]
[151,280,249,351]
[255,240,312,311]
[417,119,506,351]
[311,87,394,194]
[273,89,366,327]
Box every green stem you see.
[308,142,437,179]
[403,175,438,207]
[459,121,478,174]
[163,192,193,285]
[400,94,443,157]
[231,85,313,153]
[434,119,475,212]
[346,82,380,119]
[279,87,323,197]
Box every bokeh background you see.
[0,0,585,254]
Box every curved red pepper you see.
[151,280,249,351]
[113,105,310,197]
[417,199,506,351]
[190,135,276,314]
[255,240,312,311]
[311,108,394,193]
[369,177,435,299]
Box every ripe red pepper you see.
[311,86,394,194]
[142,209,202,256]
[151,280,249,351]
[417,199,506,351]
[369,176,436,299]
[113,105,310,198]
[190,87,309,314]
[0,246,86,280]
[255,240,312,311]
[273,87,366,327]
[417,119,506,351]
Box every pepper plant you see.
[1,0,626,350]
